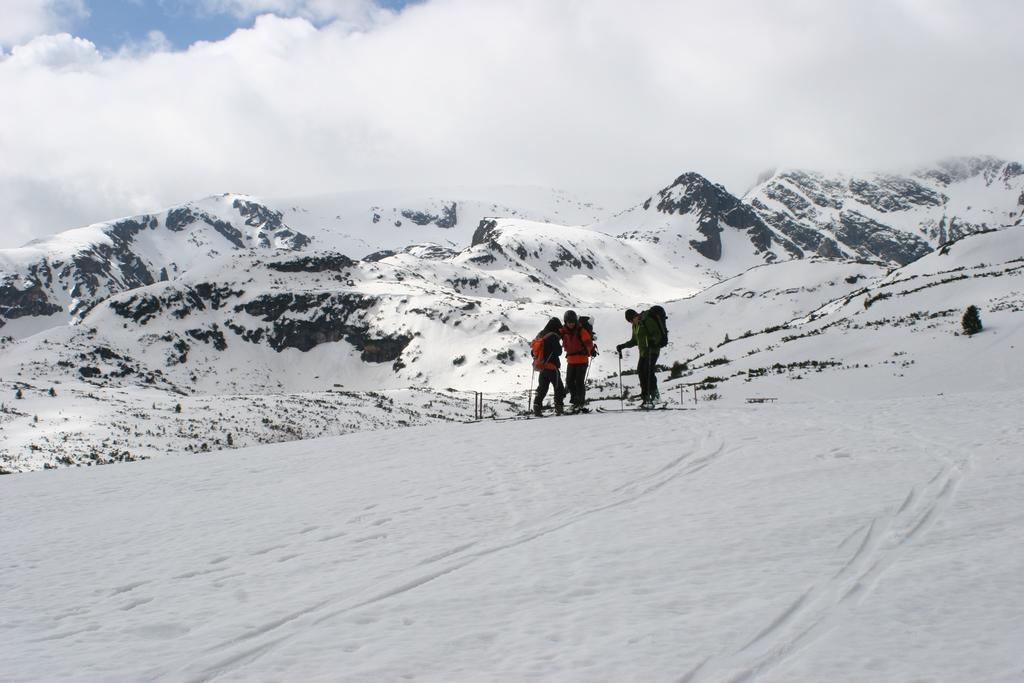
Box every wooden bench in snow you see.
[746,397,777,404]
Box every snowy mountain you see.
[746,156,1024,265]
[595,172,805,283]
[0,194,310,339]
[2,159,1024,473]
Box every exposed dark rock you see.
[848,175,945,213]
[763,182,815,219]
[169,339,190,365]
[751,199,826,253]
[816,238,844,259]
[364,250,397,262]
[233,199,311,249]
[269,254,355,272]
[548,246,596,271]
[835,211,933,265]
[234,292,412,360]
[207,218,246,248]
[0,274,62,324]
[471,219,500,247]
[166,208,195,231]
[186,325,228,351]
[110,293,163,324]
[776,171,845,209]
[400,202,458,229]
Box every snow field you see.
[3,391,1022,681]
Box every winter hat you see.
[625,308,639,321]
[563,309,578,323]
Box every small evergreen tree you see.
[962,305,983,336]
[174,403,182,413]
[226,433,234,446]
[15,388,23,399]
[48,387,57,397]
[670,361,688,379]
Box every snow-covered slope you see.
[0,194,310,338]
[659,225,1024,403]
[3,388,1021,680]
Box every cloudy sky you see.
[1,0,1022,248]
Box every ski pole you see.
[647,349,654,404]
[529,365,536,414]
[618,352,623,411]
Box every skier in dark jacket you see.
[532,317,566,417]
[615,308,664,408]
[559,309,594,413]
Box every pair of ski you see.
[595,404,690,412]
[476,407,593,422]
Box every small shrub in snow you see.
[961,305,983,336]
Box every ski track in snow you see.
[5,394,1022,681]
[178,429,727,681]
[681,434,968,683]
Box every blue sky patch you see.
[72,0,418,52]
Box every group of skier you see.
[531,306,668,415]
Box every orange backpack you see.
[531,336,547,369]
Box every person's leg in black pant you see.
[565,364,585,410]
[553,371,566,415]
[637,354,650,403]
[648,350,660,401]
[534,370,552,416]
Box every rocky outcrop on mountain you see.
[747,156,1024,265]
[0,195,310,338]
[400,202,458,229]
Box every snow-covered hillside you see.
[660,226,1024,403]
[3,388,1021,680]
[0,194,310,338]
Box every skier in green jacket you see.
[616,308,664,408]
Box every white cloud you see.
[4,32,101,70]
[0,0,87,49]
[1,0,1023,247]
